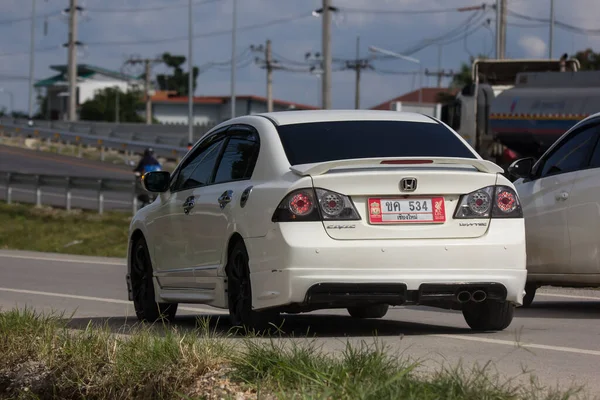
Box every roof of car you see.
[256,109,437,126]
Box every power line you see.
[86,0,220,13]
[0,45,59,58]
[339,3,487,14]
[84,13,310,47]
[0,10,61,25]
[507,8,600,35]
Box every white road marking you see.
[432,334,600,357]
[537,292,600,301]
[0,252,126,266]
[0,185,131,205]
[0,287,223,314]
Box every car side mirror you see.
[508,157,535,179]
[142,171,170,193]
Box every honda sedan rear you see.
[127,110,526,332]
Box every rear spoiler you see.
[290,157,504,176]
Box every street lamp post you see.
[368,46,422,104]
[0,88,14,115]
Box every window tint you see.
[539,125,598,177]
[587,131,600,169]
[275,120,475,165]
[172,138,224,190]
[213,133,260,184]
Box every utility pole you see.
[499,0,507,58]
[322,0,332,109]
[115,87,119,123]
[125,57,163,124]
[424,69,454,87]
[266,39,273,112]
[344,36,371,109]
[188,0,194,143]
[355,36,360,109]
[549,0,555,59]
[230,0,238,119]
[28,0,36,121]
[67,0,79,121]
[495,0,501,58]
[251,41,278,112]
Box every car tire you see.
[522,283,537,307]
[462,300,514,331]
[226,240,279,333]
[347,304,389,319]
[131,237,178,323]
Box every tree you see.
[156,52,199,96]
[572,48,600,70]
[79,87,145,123]
[437,54,489,104]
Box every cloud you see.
[518,35,547,58]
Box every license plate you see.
[368,197,446,224]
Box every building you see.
[34,64,142,120]
[146,91,318,125]
[370,87,459,118]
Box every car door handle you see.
[555,191,569,201]
[218,190,233,209]
[183,195,195,214]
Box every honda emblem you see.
[400,178,417,192]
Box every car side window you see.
[538,125,599,178]
[587,132,600,169]
[171,136,225,191]
[212,127,260,184]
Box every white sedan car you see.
[126,110,526,332]
[510,112,600,306]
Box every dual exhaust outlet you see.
[457,289,487,303]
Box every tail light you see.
[272,188,361,222]
[454,185,522,219]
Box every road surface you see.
[1,249,600,396]
[0,145,137,211]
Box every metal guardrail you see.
[0,122,189,160]
[1,171,141,215]
[0,116,221,161]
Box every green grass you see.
[0,202,130,258]
[0,308,587,400]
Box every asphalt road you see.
[1,249,600,397]
[0,145,138,211]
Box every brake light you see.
[454,185,522,219]
[491,186,522,218]
[380,159,433,165]
[272,188,361,222]
[289,192,314,216]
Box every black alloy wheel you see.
[227,240,278,333]
[131,237,178,322]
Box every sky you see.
[0,0,599,114]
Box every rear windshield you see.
[275,120,476,165]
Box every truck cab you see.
[441,58,580,170]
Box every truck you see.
[440,58,581,170]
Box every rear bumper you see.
[245,219,527,310]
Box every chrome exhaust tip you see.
[457,290,472,303]
[472,290,487,303]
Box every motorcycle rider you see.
[133,147,162,175]
[133,148,162,208]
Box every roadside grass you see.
[0,202,129,258]
[0,308,587,400]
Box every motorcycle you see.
[134,171,158,210]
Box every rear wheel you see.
[226,240,279,333]
[347,304,389,319]
[131,237,178,322]
[522,283,537,307]
[462,300,514,331]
